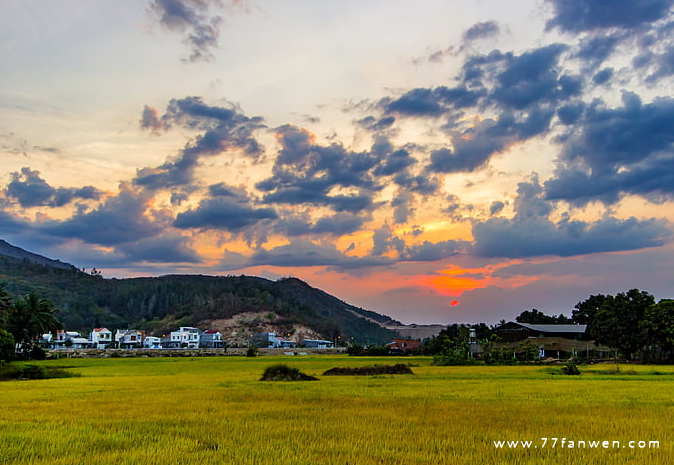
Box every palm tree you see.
[7,292,61,356]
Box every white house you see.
[115,329,145,348]
[89,328,113,349]
[252,332,297,349]
[170,327,201,348]
[302,339,334,349]
[200,330,223,348]
[143,336,163,349]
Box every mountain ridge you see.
[0,239,399,345]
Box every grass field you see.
[1,356,672,464]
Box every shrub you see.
[29,345,47,361]
[561,359,581,376]
[246,347,259,357]
[260,364,318,381]
[0,363,79,381]
[322,364,414,376]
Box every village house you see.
[252,332,297,349]
[89,328,113,349]
[200,330,223,348]
[143,336,163,349]
[115,329,145,349]
[302,339,334,348]
[387,338,421,352]
[170,327,201,348]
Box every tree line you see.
[355,288,674,363]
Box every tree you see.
[516,309,571,324]
[640,299,674,362]
[0,285,11,329]
[572,294,609,325]
[589,289,654,359]
[7,292,62,358]
[0,329,15,363]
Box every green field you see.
[1,356,672,464]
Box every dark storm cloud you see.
[383,86,484,117]
[208,182,237,197]
[546,93,674,205]
[592,68,614,85]
[576,34,625,67]
[545,0,674,32]
[556,102,585,125]
[40,183,162,246]
[491,44,573,110]
[170,192,189,206]
[5,167,102,208]
[149,0,233,62]
[311,213,365,236]
[644,46,674,82]
[473,177,671,258]
[428,108,555,173]
[392,172,439,195]
[489,201,505,216]
[116,233,200,263]
[356,115,396,131]
[174,193,277,231]
[373,149,415,176]
[257,124,382,213]
[135,97,264,190]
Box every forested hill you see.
[0,241,398,344]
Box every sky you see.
[1,0,674,325]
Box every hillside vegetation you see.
[0,244,398,345]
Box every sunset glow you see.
[1,0,673,324]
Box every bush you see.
[0,363,80,381]
[246,347,259,357]
[260,364,318,381]
[322,364,414,376]
[561,359,581,375]
[29,345,47,361]
[0,364,45,380]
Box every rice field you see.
[0,356,672,464]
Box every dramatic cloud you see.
[5,168,102,208]
[140,105,165,132]
[135,97,264,190]
[115,232,200,263]
[473,177,671,258]
[546,93,674,205]
[148,0,251,62]
[462,20,500,43]
[383,86,483,117]
[174,187,277,231]
[545,0,674,32]
[428,108,554,173]
[40,183,162,246]
[257,124,382,213]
